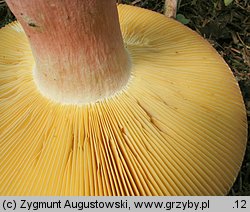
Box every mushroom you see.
[0,0,247,195]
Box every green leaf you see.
[176,14,190,25]
[224,0,234,6]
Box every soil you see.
[0,0,249,195]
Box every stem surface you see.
[6,0,131,104]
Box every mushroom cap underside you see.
[0,4,247,195]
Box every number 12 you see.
[235,200,247,208]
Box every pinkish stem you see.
[6,0,131,104]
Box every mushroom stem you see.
[164,0,178,18]
[6,0,131,104]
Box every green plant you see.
[224,0,234,6]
